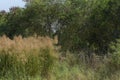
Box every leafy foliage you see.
[0,0,120,55]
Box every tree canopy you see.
[0,0,120,55]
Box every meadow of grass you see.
[0,35,120,80]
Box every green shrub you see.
[108,40,120,71]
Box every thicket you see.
[0,0,120,79]
[0,0,120,55]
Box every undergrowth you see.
[0,36,120,80]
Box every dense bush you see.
[0,0,120,79]
[107,40,120,71]
[0,0,120,55]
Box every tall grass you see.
[0,35,58,79]
[0,35,120,80]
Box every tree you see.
[23,0,64,37]
[4,7,26,38]
[0,0,120,55]
[0,10,7,36]
[57,0,120,55]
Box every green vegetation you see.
[0,0,120,80]
[0,0,120,54]
[0,36,119,80]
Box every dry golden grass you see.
[0,35,55,51]
[0,35,58,63]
